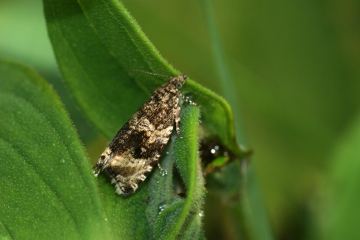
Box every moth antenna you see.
[130,70,172,79]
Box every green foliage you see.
[0,0,246,239]
[0,56,204,240]
[43,0,241,157]
[2,0,359,239]
[325,115,360,240]
[0,60,109,239]
[42,0,246,238]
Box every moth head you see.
[172,74,187,89]
[180,73,187,80]
[93,147,112,176]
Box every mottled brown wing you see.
[108,81,179,159]
[95,81,180,195]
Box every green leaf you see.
[0,60,110,239]
[43,0,243,238]
[324,115,360,240]
[84,105,203,239]
[43,0,244,157]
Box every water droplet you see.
[60,158,65,163]
[158,204,167,213]
[223,151,229,156]
[210,149,216,154]
[198,211,204,217]
[160,169,168,176]
[214,145,220,150]
[104,218,108,221]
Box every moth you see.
[93,73,196,196]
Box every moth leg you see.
[179,93,198,106]
[174,99,182,138]
[157,162,168,176]
[157,163,163,171]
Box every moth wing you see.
[97,90,179,195]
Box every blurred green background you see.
[1,0,360,239]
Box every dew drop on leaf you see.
[158,204,167,214]
[160,169,168,176]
